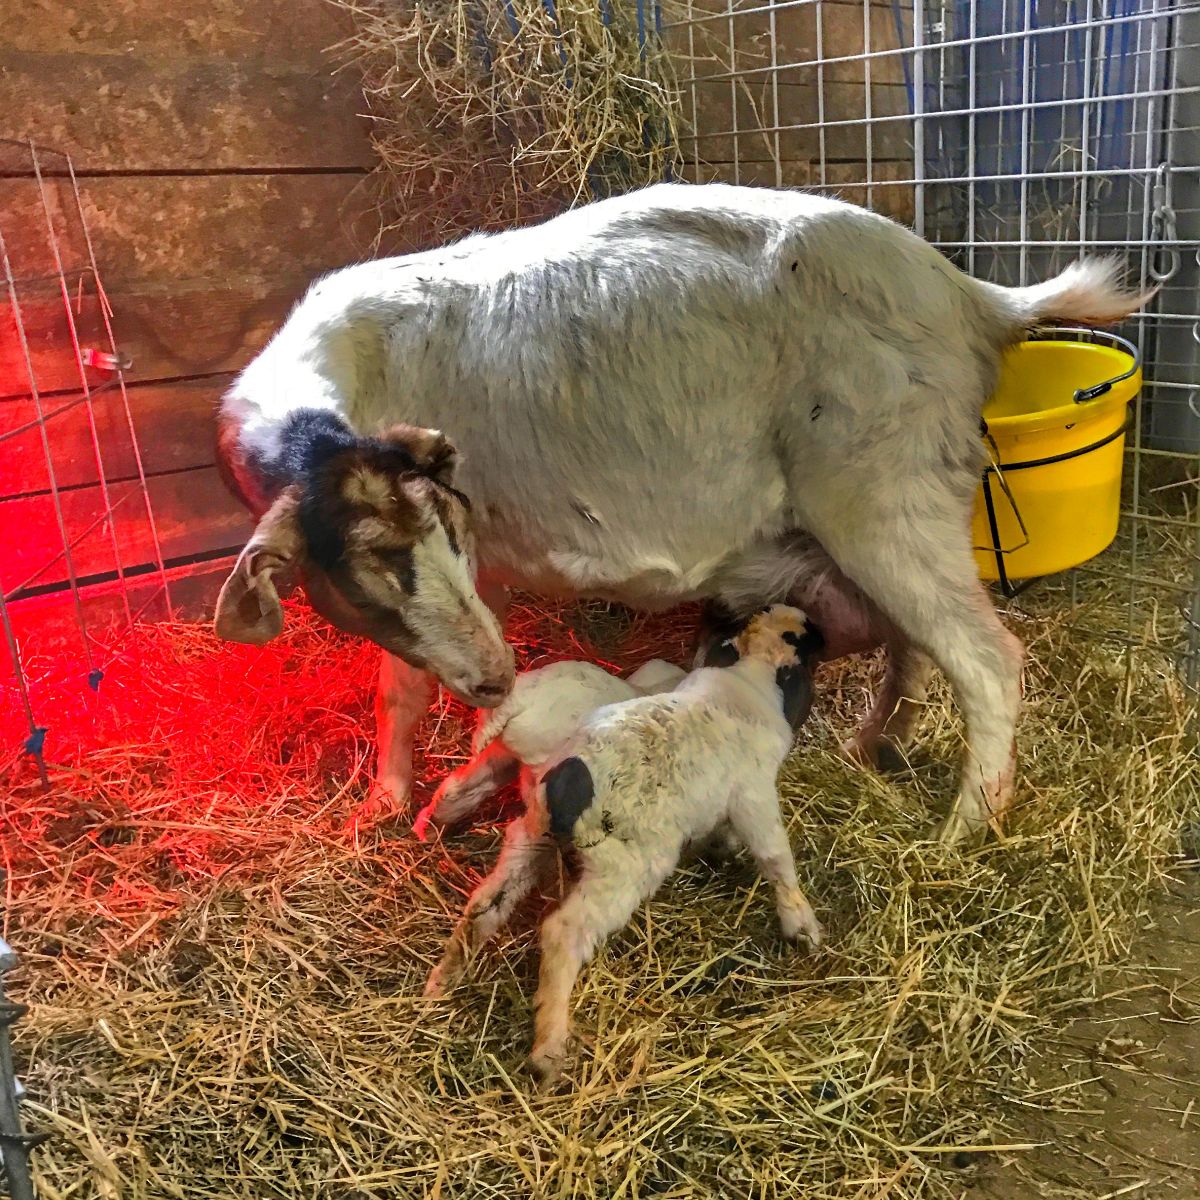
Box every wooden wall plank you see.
[0,172,403,396]
[666,2,911,88]
[2,281,305,399]
[0,173,377,289]
[0,465,251,596]
[1,377,224,496]
[0,0,375,602]
[0,51,374,172]
[0,555,233,683]
[12,0,359,64]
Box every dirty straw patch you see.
[2,597,1196,1199]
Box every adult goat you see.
[214,183,1149,840]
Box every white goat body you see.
[413,657,687,837]
[424,606,824,1084]
[220,182,1151,838]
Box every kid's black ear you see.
[703,638,741,668]
[777,663,816,729]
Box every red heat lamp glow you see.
[3,594,701,881]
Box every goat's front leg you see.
[354,653,437,831]
[727,786,824,949]
[413,739,520,841]
[361,580,511,832]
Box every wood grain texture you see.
[666,2,911,89]
[0,173,398,395]
[1,280,312,399]
[9,0,360,63]
[0,465,251,596]
[1,377,225,495]
[0,173,377,288]
[0,51,374,172]
[0,556,238,680]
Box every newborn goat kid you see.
[413,657,687,838]
[425,606,825,1085]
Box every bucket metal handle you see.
[1028,326,1142,404]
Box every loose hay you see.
[332,0,683,248]
[2,589,1197,1199]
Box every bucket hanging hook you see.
[1149,162,1180,284]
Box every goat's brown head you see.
[214,423,515,708]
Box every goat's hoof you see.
[874,739,911,776]
[528,1045,567,1090]
[346,779,411,835]
[411,803,436,842]
[423,951,465,999]
[839,734,910,775]
[782,907,825,951]
[422,974,450,1001]
[936,806,992,847]
[838,735,875,769]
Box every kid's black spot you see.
[544,757,595,843]
[781,624,826,662]
[600,810,615,835]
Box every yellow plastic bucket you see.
[973,330,1141,587]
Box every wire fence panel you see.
[666,0,1200,686]
[0,140,171,783]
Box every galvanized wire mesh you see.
[0,140,171,784]
[666,0,1200,685]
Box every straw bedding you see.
[3,577,1196,1198]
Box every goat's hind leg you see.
[530,862,663,1087]
[424,819,555,998]
[842,638,935,774]
[810,497,1022,843]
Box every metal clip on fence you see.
[80,347,131,373]
[1150,162,1180,284]
[0,940,45,1200]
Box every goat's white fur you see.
[424,606,823,1084]
[221,182,1150,838]
[412,657,687,837]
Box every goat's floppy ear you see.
[214,487,305,645]
[381,424,460,486]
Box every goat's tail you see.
[982,258,1156,330]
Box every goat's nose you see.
[473,681,510,703]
